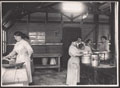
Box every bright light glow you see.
[62,2,87,13]
[82,13,88,19]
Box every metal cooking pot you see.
[91,54,100,67]
[2,58,15,64]
[50,58,56,65]
[81,54,91,65]
[99,52,109,60]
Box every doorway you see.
[62,27,82,69]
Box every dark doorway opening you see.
[62,27,82,69]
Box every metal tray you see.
[2,62,25,68]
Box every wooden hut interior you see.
[1,1,118,86]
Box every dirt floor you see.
[32,68,67,86]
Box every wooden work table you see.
[2,65,29,86]
[80,63,117,84]
[33,53,62,72]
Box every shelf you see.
[33,53,61,72]
[33,53,62,58]
[7,43,63,46]
[34,65,59,69]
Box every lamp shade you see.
[62,2,88,14]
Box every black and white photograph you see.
[0,0,119,87]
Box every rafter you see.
[35,2,59,10]
[49,7,72,20]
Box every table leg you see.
[58,57,60,72]
[31,60,34,74]
[94,68,98,84]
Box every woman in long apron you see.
[4,31,33,84]
[66,42,84,85]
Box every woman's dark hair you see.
[78,43,84,49]
[22,33,29,39]
[14,31,29,39]
[101,36,107,40]
[85,39,91,43]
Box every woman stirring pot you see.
[66,42,87,85]
[3,31,33,84]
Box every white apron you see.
[66,56,80,85]
[66,43,81,85]
[8,39,33,83]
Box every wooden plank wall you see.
[6,13,110,55]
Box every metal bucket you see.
[91,54,99,67]
[42,58,48,65]
[50,58,56,65]
[81,55,91,65]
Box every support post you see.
[94,14,99,49]
[109,3,115,64]
[45,12,48,24]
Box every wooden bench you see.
[33,53,62,72]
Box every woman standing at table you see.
[66,42,85,85]
[98,36,110,60]
[98,36,110,52]
[3,31,33,84]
